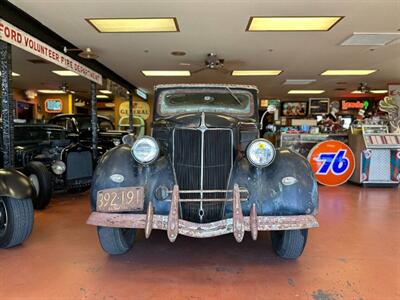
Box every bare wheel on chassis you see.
[97,226,136,255]
[0,197,34,248]
[271,229,308,259]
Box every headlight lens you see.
[51,160,66,175]
[246,139,276,168]
[131,136,159,164]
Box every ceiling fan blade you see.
[218,68,232,74]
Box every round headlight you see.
[246,139,276,168]
[51,160,66,175]
[131,136,159,164]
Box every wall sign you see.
[45,99,63,113]
[119,101,150,120]
[281,101,308,117]
[0,19,102,85]
[341,100,367,110]
[308,140,355,186]
[309,98,330,115]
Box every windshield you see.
[75,116,115,131]
[157,88,254,116]
[15,126,67,143]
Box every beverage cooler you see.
[349,125,400,186]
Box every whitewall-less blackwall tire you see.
[271,229,308,259]
[97,226,136,255]
[0,197,34,248]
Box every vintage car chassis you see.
[87,184,319,243]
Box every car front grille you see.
[66,151,93,181]
[173,128,233,222]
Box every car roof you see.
[154,83,259,92]
[49,114,111,121]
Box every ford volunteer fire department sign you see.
[0,19,102,85]
[308,140,355,186]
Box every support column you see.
[90,81,98,160]
[0,41,14,168]
[129,93,134,132]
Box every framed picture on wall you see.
[281,101,308,117]
[309,98,330,115]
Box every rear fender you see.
[225,149,318,217]
[90,145,175,214]
[0,168,33,199]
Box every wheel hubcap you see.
[0,198,8,238]
[29,174,40,196]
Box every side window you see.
[66,119,75,132]
[99,120,114,131]
[52,118,67,129]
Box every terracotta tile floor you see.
[0,184,399,300]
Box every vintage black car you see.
[0,124,94,209]
[0,168,34,248]
[87,84,319,259]
[48,114,127,156]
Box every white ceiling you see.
[9,0,400,100]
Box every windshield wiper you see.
[226,87,242,105]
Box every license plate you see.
[96,187,144,212]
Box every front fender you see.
[0,168,33,199]
[225,149,318,217]
[90,145,175,214]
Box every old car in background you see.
[1,123,94,209]
[87,84,319,259]
[0,168,34,248]
[48,114,128,156]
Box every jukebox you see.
[349,125,400,186]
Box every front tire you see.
[0,197,34,248]
[24,161,53,210]
[97,226,136,255]
[271,229,308,259]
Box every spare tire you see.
[24,161,53,210]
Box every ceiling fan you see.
[190,53,231,74]
[63,47,99,59]
[357,82,371,94]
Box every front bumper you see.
[87,184,319,242]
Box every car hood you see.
[160,113,255,129]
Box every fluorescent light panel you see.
[288,90,325,94]
[87,18,179,32]
[232,70,282,76]
[38,89,66,94]
[247,16,343,31]
[0,72,20,77]
[52,70,79,76]
[352,90,388,94]
[142,70,190,76]
[96,95,109,99]
[99,89,112,94]
[321,70,377,76]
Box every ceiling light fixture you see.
[37,89,66,94]
[87,18,179,33]
[96,94,109,99]
[0,72,21,77]
[232,70,282,76]
[370,90,388,94]
[142,70,191,76]
[99,89,112,94]
[52,70,79,76]
[288,90,325,94]
[321,70,377,76]
[246,16,343,31]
